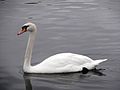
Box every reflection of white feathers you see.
[18,22,107,73]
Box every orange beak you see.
[17,29,27,35]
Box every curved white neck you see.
[23,31,36,72]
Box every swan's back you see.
[31,53,96,73]
[40,53,93,66]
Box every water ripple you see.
[25,1,41,5]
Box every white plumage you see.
[17,22,107,73]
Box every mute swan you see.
[17,22,107,74]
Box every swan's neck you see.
[23,31,36,72]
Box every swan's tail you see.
[94,59,108,66]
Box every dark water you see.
[0,0,120,90]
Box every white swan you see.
[17,22,107,74]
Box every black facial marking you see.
[22,25,29,30]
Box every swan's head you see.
[17,22,37,35]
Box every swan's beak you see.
[17,29,27,35]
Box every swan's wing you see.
[31,53,93,73]
[38,53,93,68]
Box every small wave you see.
[0,0,5,1]
[25,1,41,5]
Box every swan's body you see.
[28,53,107,73]
[17,22,107,73]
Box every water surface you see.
[0,0,120,90]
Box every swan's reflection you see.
[23,74,32,90]
[23,69,106,90]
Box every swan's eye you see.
[22,25,29,30]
